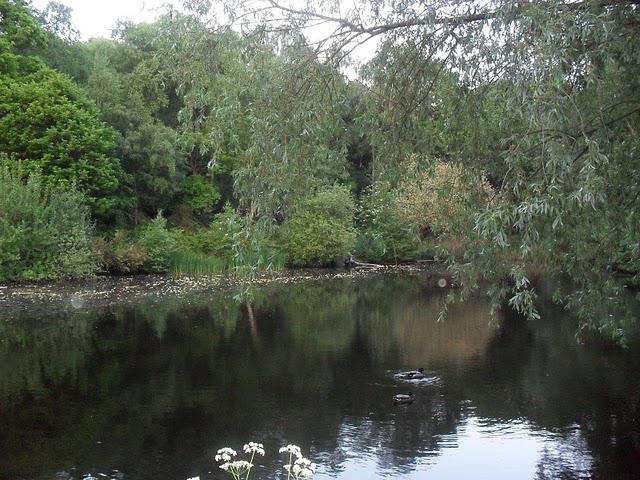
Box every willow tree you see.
[153,10,351,224]
[211,0,640,339]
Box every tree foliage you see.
[395,156,494,239]
[0,164,96,281]
[217,0,640,336]
[83,26,186,221]
[283,185,356,266]
[0,64,122,218]
[154,13,350,223]
[1,0,122,220]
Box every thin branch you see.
[265,0,640,39]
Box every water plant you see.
[170,250,227,276]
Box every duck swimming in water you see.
[397,368,426,380]
[393,392,414,405]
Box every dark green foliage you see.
[184,175,221,217]
[83,32,185,221]
[0,62,122,219]
[175,204,285,275]
[178,204,242,260]
[283,185,356,267]
[32,1,90,82]
[94,214,179,274]
[136,213,179,273]
[0,0,46,54]
[92,232,149,275]
[355,182,421,263]
[0,165,96,281]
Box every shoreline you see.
[0,264,448,315]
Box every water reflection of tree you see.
[0,311,94,403]
[458,303,640,479]
[1,273,639,479]
[0,275,466,478]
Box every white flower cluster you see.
[209,442,316,480]
[243,442,265,456]
[219,460,253,472]
[294,457,316,474]
[283,457,317,479]
[215,447,237,462]
[278,444,302,459]
[280,445,316,479]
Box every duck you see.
[397,367,426,380]
[393,392,414,405]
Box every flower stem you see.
[245,451,256,480]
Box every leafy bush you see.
[92,231,148,274]
[395,156,494,239]
[184,174,221,217]
[0,165,96,281]
[175,204,284,281]
[0,63,122,220]
[136,212,178,273]
[231,219,285,274]
[177,204,242,260]
[355,181,421,262]
[283,185,356,267]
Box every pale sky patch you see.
[30,0,177,40]
[29,0,378,76]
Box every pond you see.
[1,272,639,480]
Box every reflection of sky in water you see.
[1,273,638,480]
[318,416,593,479]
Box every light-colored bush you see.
[395,156,494,238]
[0,164,96,281]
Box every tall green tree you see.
[83,27,186,222]
[0,0,122,220]
[33,1,90,82]
[156,11,350,224]
[223,0,640,337]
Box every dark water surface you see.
[1,273,639,480]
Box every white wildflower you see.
[278,444,302,459]
[293,457,316,478]
[186,477,200,480]
[215,447,237,462]
[243,441,265,456]
[219,460,253,475]
[231,460,252,471]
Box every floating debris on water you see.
[0,265,442,315]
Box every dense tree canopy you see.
[215,0,640,334]
[83,28,186,222]
[1,0,639,339]
[1,0,122,219]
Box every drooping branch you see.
[264,0,640,40]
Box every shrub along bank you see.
[0,157,489,282]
